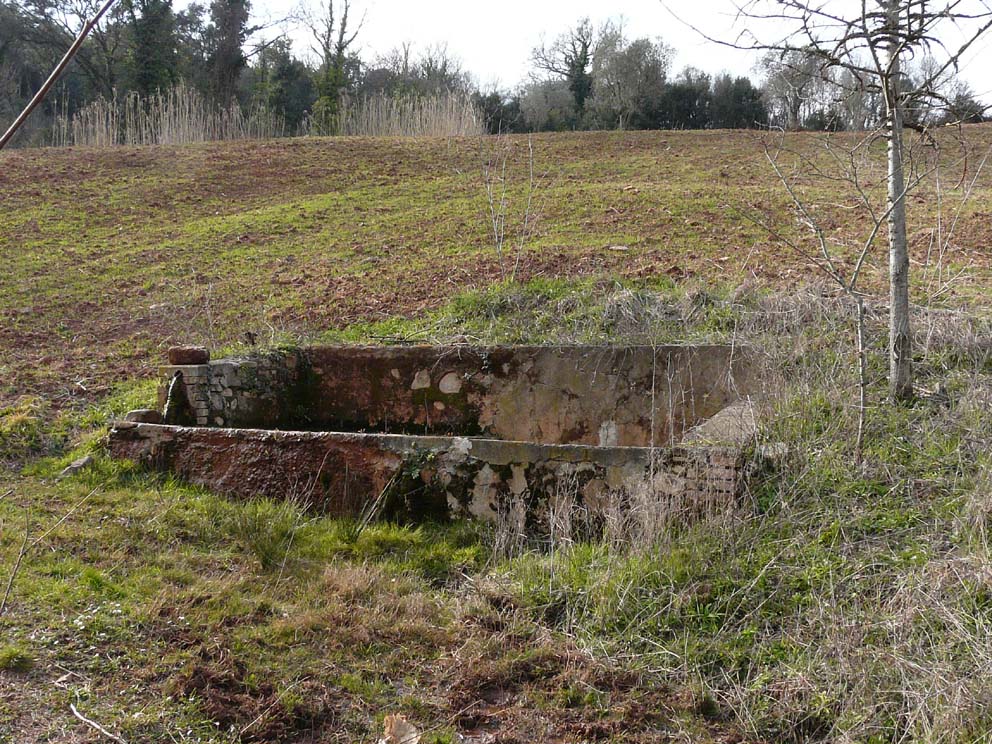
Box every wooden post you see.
[0,0,118,151]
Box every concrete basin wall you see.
[109,421,745,522]
[161,345,754,447]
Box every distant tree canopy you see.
[204,0,251,105]
[244,37,314,130]
[0,3,984,144]
[520,21,769,132]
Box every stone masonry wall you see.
[157,345,756,446]
[159,350,303,428]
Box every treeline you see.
[0,2,986,146]
[758,49,987,132]
[485,19,767,133]
[1,0,483,144]
[492,18,988,134]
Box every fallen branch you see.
[0,0,119,149]
[0,482,105,617]
[0,517,29,616]
[70,703,127,744]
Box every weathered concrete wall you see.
[109,422,746,522]
[160,345,754,446]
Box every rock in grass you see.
[168,346,210,365]
[379,714,420,744]
[57,455,94,481]
[124,408,163,424]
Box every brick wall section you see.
[159,351,303,428]
[666,446,745,516]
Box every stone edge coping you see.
[110,421,747,468]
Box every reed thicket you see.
[327,91,483,138]
[51,83,286,147]
[50,85,483,148]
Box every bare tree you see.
[758,49,825,129]
[416,42,471,94]
[299,0,360,75]
[298,0,361,132]
[834,65,885,131]
[742,131,952,459]
[480,133,538,282]
[531,17,595,117]
[676,0,992,401]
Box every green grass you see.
[3,128,991,408]
[1,452,727,741]
[0,646,34,673]
[4,128,992,741]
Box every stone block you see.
[168,346,210,365]
[125,409,164,424]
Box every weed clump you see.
[224,497,310,571]
[0,644,34,672]
[0,397,59,463]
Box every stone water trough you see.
[109,345,759,522]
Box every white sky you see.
[251,0,992,101]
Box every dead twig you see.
[358,472,399,535]
[70,703,127,744]
[30,482,106,551]
[0,516,30,617]
[0,481,105,617]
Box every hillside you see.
[3,128,992,408]
[3,129,992,743]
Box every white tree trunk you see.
[885,1,913,401]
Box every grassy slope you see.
[3,129,992,743]
[2,128,991,406]
[1,459,730,743]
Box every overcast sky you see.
[253,0,992,101]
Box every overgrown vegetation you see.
[2,119,991,740]
[3,276,992,741]
[338,279,992,741]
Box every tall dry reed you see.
[51,83,286,148]
[325,91,483,138]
